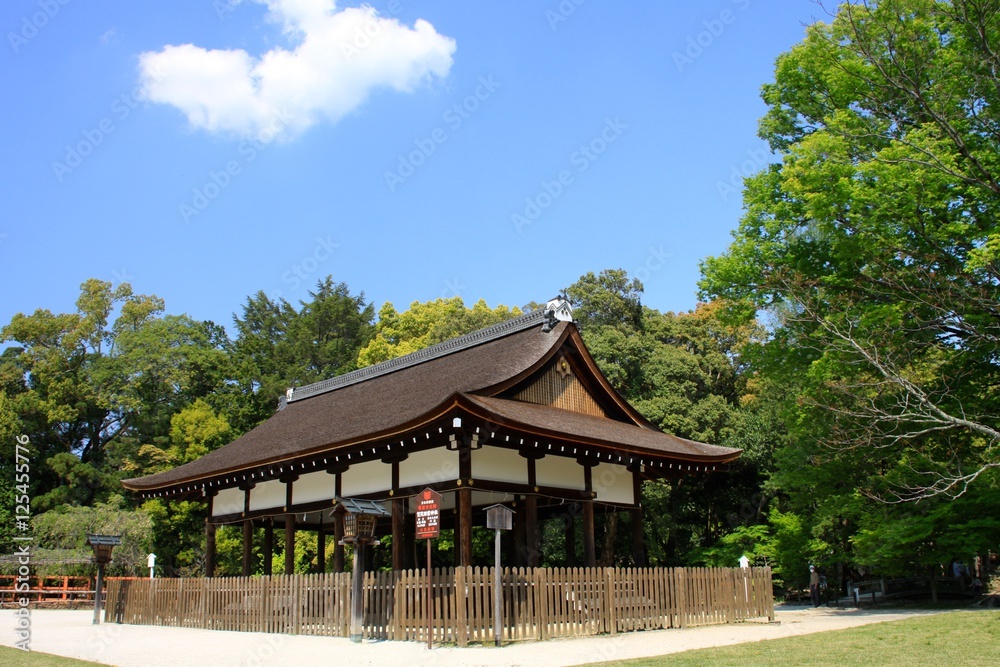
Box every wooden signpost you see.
[415,488,441,649]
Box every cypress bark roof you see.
[122,309,740,493]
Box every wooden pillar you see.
[317,522,326,573]
[458,488,473,567]
[334,510,345,573]
[242,519,253,576]
[284,516,296,575]
[525,457,540,567]
[631,471,646,566]
[263,518,274,576]
[525,495,539,567]
[205,521,216,578]
[392,498,406,572]
[403,499,415,570]
[513,497,526,566]
[583,463,596,567]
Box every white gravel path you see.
[1,606,949,667]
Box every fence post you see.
[455,566,468,647]
[199,578,208,629]
[766,567,775,622]
[603,567,617,635]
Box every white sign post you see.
[147,553,156,579]
[485,505,513,647]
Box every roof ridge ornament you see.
[542,295,573,332]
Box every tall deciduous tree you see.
[0,280,230,510]
[357,297,520,367]
[701,0,1000,502]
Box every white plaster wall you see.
[249,478,286,511]
[294,470,335,505]
[341,459,391,496]
[472,445,525,484]
[399,448,459,489]
[536,455,585,490]
[591,463,634,505]
[212,487,244,516]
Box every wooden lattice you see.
[513,358,606,417]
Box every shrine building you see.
[122,298,741,575]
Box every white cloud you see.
[138,0,456,139]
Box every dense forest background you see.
[2,0,998,596]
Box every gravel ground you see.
[1,605,948,667]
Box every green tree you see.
[561,271,772,566]
[357,297,520,366]
[701,0,1000,501]
[699,0,1000,584]
[0,280,230,510]
[228,277,375,432]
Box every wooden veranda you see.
[104,566,774,645]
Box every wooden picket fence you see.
[105,566,773,645]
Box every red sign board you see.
[415,488,442,540]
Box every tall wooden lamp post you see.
[485,504,513,646]
[85,534,121,625]
[336,498,388,643]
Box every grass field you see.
[0,647,104,667]
[2,609,997,666]
[581,610,1000,666]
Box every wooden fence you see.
[105,566,773,645]
[0,575,94,606]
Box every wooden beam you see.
[263,518,273,576]
[205,521,216,578]
[525,495,539,567]
[284,516,295,575]
[632,471,646,566]
[513,497,526,567]
[583,463,596,567]
[458,488,472,567]
[242,519,253,576]
[333,509,345,573]
[317,522,326,573]
[392,498,405,572]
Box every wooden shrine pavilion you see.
[122,298,741,576]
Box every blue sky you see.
[1,0,823,333]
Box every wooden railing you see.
[105,566,773,645]
[0,575,93,606]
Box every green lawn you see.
[3,610,997,666]
[0,648,104,667]
[580,610,1000,666]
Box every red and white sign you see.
[415,488,442,540]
